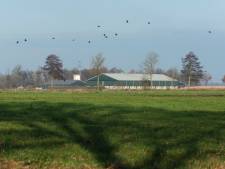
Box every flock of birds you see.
[16,19,150,45]
[15,19,213,45]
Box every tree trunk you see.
[97,75,100,90]
[51,78,53,88]
[188,75,191,87]
[150,73,153,89]
[188,65,192,87]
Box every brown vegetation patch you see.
[0,160,31,169]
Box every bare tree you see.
[109,67,123,73]
[32,67,48,87]
[222,75,225,84]
[143,52,159,88]
[63,68,80,80]
[0,66,37,89]
[129,69,137,74]
[155,68,165,74]
[91,53,105,90]
[0,74,6,89]
[202,71,212,86]
[11,65,23,87]
[166,67,180,80]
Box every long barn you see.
[86,73,182,89]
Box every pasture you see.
[0,90,225,169]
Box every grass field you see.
[0,90,225,169]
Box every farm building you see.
[43,80,86,89]
[86,73,182,89]
[42,74,87,89]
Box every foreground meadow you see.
[0,90,225,169]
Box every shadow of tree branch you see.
[0,101,225,169]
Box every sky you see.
[0,0,225,81]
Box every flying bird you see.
[24,38,28,42]
[115,33,118,36]
[52,37,56,40]
[72,39,76,42]
[97,25,101,28]
[208,30,212,34]
[148,21,151,24]
[126,20,129,23]
[16,41,19,44]
[88,40,91,43]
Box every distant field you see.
[0,90,225,169]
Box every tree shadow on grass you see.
[0,101,225,169]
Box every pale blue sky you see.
[0,0,225,81]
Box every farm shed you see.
[43,80,87,89]
[86,73,182,89]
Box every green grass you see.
[0,90,225,169]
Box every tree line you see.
[0,51,224,89]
